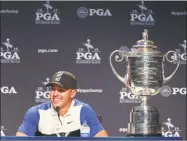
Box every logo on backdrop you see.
[1,86,17,94]
[119,128,128,133]
[0,9,19,14]
[162,118,181,137]
[130,1,155,26]
[77,7,112,18]
[0,38,20,63]
[35,0,60,24]
[171,11,187,16]
[119,87,141,104]
[160,85,186,97]
[35,78,50,103]
[38,49,58,53]
[1,126,6,136]
[77,88,103,96]
[76,38,101,64]
[165,40,186,64]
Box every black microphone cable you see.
[55,106,65,137]
[55,106,63,126]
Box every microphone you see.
[55,106,60,116]
[55,106,62,125]
[55,106,65,137]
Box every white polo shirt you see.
[17,99,103,137]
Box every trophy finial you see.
[133,29,157,48]
[142,29,148,40]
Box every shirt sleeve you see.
[80,104,104,137]
[17,106,39,136]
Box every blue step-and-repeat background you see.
[0,1,186,139]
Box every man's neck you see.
[59,100,73,117]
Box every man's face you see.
[49,84,76,109]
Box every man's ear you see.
[71,89,76,98]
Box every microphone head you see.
[55,106,60,112]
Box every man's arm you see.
[80,104,108,137]
[16,106,39,136]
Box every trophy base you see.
[127,96,162,138]
[126,133,162,137]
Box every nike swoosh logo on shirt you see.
[67,121,73,124]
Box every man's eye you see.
[50,86,67,93]
[50,87,55,91]
[59,89,66,93]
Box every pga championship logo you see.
[130,1,155,26]
[119,128,128,133]
[35,78,50,103]
[165,40,186,64]
[119,87,141,104]
[162,118,181,137]
[160,85,186,97]
[0,126,6,136]
[76,39,101,64]
[1,86,17,94]
[0,38,20,64]
[35,0,60,24]
[77,7,112,18]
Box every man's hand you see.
[94,130,108,137]
[16,132,28,136]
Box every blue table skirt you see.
[0,136,183,140]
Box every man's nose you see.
[53,90,59,96]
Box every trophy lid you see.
[132,29,157,49]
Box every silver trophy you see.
[109,29,180,136]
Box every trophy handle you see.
[109,50,129,86]
[163,50,180,84]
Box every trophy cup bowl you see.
[109,29,180,137]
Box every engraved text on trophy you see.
[130,56,163,88]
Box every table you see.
[0,136,183,141]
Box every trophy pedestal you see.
[127,96,162,137]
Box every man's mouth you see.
[53,98,61,102]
